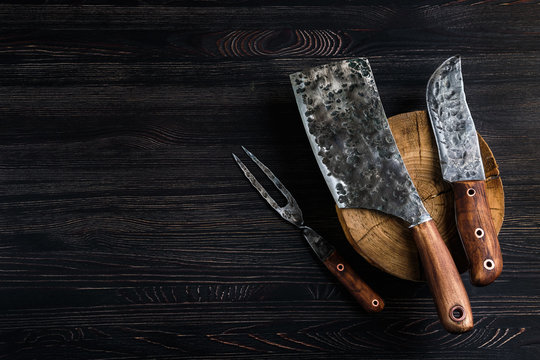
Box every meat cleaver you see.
[290,59,473,333]
[426,56,503,286]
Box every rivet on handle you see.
[449,305,466,322]
[475,228,484,238]
[372,299,379,307]
[336,263,345,272]
[467,188,476,197]
[484,259,495,270]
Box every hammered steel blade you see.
[426,55,485,182]
[290,58,430,226]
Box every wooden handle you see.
[453,180,503,286]
[323,251,384,313]
[411,220,473,333]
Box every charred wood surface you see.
[0,1,538,359]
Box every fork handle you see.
[323,251,384,312]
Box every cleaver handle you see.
[412,220,473,333]
[323,251,384,313]
[452,180,503,286]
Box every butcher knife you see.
[290,59,473,333]
[426,56,503,286]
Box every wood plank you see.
[0,1,538,358]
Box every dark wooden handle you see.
[453,180,503,286]
[412,220,473,333]
[323,251,384,313]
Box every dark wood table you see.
[0,2,538,359]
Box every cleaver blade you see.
[290,59,473,333]
[426,56,503,286]
[290,59,429,226]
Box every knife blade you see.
[426,56,503,286]
[290,59,473,333]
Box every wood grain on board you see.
[336,111,504,282]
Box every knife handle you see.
[411,219,473,333]
[322,251,384,313]
[452,180,503,286]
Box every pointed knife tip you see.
[445,55,461,65]
[428,55,462,87]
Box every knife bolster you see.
[452,180,503,286]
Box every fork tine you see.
[232,153,281,212]
[241,146,298,207]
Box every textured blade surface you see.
[426,56,485,182]
[290,59,430,226]
[302,227,335,261]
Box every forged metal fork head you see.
[232,146,304,228]
[232,146,335,261]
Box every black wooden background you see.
[0,1,538,359]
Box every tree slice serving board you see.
[336,110,504,282]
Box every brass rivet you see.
[450,305,466,322]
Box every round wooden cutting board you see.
[336,110,504,282]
